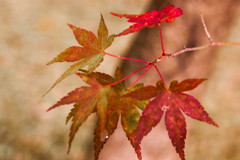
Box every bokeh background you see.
[0,0,240,160]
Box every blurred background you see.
[0,0,239,160]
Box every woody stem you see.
[172,41,240,57]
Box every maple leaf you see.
[111,4,183,36]
[47,68,148,160]
[43,14,114,96]
[125,79,218,160]
[86,68,149,159]
[47,72,112,154]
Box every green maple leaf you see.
[44,14,114,96]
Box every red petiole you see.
[158,23,165,55]
[104,51,149,64]
[105,65,150,87]
[127,65,153,89]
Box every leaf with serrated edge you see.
[130,79,218,160]
[43,54,100,96]
[47,46,98,65]
[44,15,114,96]
[124,86,159,100]
[92,68,148,159]
[47,68,148,160]
[96,87,110,138]
[132,92,167,159]
[172,92,218,127]
[68,24,99,49]
[47,74,117,156]
[47,86,97,111]
[87,53,105,72]
[169,79,207,92]
[66,102,80,124]
[165,105,186,160]
[68,97,98,153]
[98,14,108,49]
[79,69,115,85]
[104,34,115,49]
[121,98,140,136]
[105,90,120,135]
[111,4,183,36]
[93,87,110,160]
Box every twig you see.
[155,14,240,61]
[171,41,240,58]
[201,14,213,43]
[107,14,240,88]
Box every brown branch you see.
[156,14,240,62]
[201,14,213,43]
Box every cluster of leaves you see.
[45,4,218,160]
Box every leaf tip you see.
[41,82,57,97]
[134,144,142,160]
[67,145,71,155]
[67,23,75,30]
[41,89,50,98]
[46,107,53,112]
[211,120,219,128]
[100,12,104,19]
[46,60,54,65]
[110,12,117,17]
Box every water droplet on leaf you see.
[100,130,109,142]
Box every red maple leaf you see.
[111,4,183,36]
[125,79,218,160]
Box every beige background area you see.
[0,0,240,160]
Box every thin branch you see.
[201,14,213,43]
[213,42,240,46]
[107,14,240,89]
[105,65,150,87]
[171,44,210,57]
[104,51,149,64]
[155,14,240,62]
[170,41,240,57]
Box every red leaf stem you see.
[153,64,167,89]
[104,52,149,64]
[158,23,165,55]
[127,65,153,89]
[105,65,149,87]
